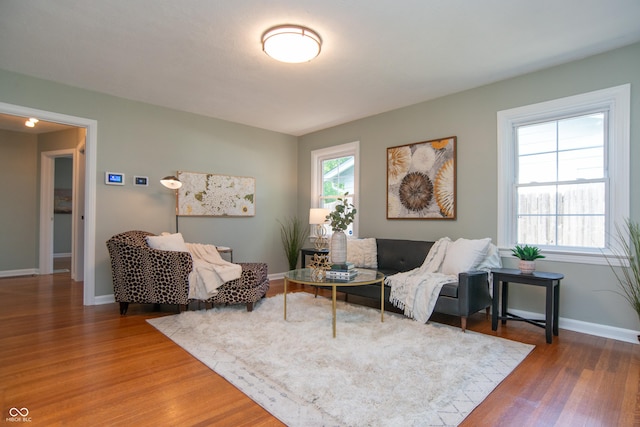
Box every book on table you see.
[326,269,358,280]
[329,262,355,272]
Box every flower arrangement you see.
[511,244,545,261]
[326,192,357,232]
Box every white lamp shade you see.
[160,176,182,190]
[262,25,321,63]
[309,208,330,224]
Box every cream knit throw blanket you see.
[186,243,242,300]
[387,238,456,323]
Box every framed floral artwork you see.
[387,136,456,219]
[176,171,256,217]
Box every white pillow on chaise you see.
[146,232,189,252]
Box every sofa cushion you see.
[347,238,378,268]
[376,239,433,274]
[439,282,458,298]
[441,238,491,275]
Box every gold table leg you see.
[284,277,288,320]
[380,278,385,322]
[332,285,337,338]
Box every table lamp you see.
[309,208,330,251]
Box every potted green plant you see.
[278,216,309,271]
[511,244,545,274]
[605,219,640,339]
[326,192,357,264]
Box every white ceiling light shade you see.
[262,25,322,63]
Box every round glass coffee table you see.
[283,268,385,338]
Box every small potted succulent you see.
[511,244,545,274]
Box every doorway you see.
[0,101,97,305]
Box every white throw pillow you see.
[441,238,491,275]
[346,238,378,268]
[476,243,502,271]
[146,232,189,252]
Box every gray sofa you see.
[324,238,493,331]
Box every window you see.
[497,85,630,264]
[516,113,606,247]
[311,141,359,237]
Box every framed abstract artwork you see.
[54,189,72,214]
[176,171,256,217]
[387,136,456,219]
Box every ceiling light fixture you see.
[25,117,39,128]
[262,25,322,63]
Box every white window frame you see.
[497,84,630,265]
[311,141,360,238]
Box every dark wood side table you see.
[300,248,330,268]
[491,268,564,344]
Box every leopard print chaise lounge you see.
[107,231,269,314]
[206,262,270,311]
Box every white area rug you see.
[147,292,533,426]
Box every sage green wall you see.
[0,128,83,271]
[0,68,298,296]
[298,42,640,332]
[0,129,38,271]
[1,42,638,332]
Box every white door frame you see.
[39,149,75,275]
[0,102,98,305]
[72,132,86,282]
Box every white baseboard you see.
[0,268,39,278]
[94,294,116,305]
[54,252,72,258]
[508,308,639,345]
[269,272,285,280]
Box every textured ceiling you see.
[1,0,639,136]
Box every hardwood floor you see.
[0,272,638,426]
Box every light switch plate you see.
[134,176,149,186]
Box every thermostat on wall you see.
[134,176,149,186]
[105,171,125,185]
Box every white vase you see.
[519,260,536,274]
[330,231,347,264]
